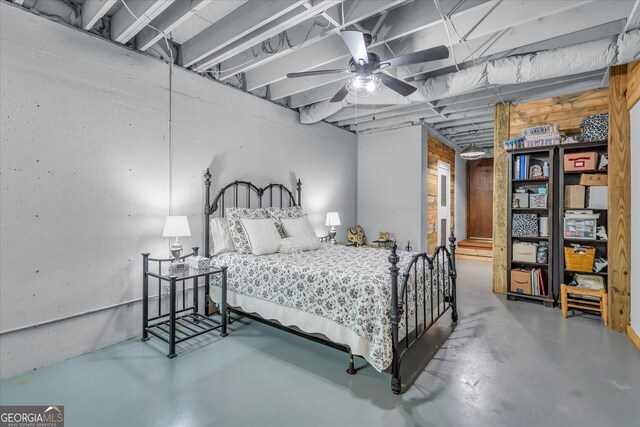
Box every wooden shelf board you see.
[564,269,608,276]
[563,238,607,244]
[512,261,548,267]
[563,170,608,175]
[512,236,549,240]
[513,178,549,183]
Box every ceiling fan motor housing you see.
[349,52,381,73]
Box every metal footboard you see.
[389,233,458,394]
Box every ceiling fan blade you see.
[376,73,417,97]
[329,85,349,103]
[379,45,450,69]
[340,31,369,64]
[287,69,352,78]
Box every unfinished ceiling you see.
[10,0,640,148]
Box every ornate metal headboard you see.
[203,168,301,255]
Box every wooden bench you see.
[560,283,608,325]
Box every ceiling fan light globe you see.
[347,74,382,98]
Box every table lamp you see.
[162,216,191,263]
[325,212,341,245]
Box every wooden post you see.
[608,64,632,332]
[492,102,510,293]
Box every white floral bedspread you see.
[209,244,445,371]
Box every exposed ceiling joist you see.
[180,0,308,68]
[191,0,343,71]
[111,0,176,44]
[395,0,631,80]
[136,0,212,52]
[81,0,117,30]
[625,0,640,31]
[216,0,406,81]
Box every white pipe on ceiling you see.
[299,29,640,124]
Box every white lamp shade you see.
[325,212,341,227]
[162,216,191,237]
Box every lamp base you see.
[329,230,337,245]
[169,261,188,272]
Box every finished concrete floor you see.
[1,260,639,426]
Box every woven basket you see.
[564,246,596,272]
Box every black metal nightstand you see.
[142,248,227,358]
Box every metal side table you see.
[142,248,227,358]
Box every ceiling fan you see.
[286,31,450,102]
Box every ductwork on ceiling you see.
[299,29,640,124]
[12,0,81,27]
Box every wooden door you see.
[467,157,494,240]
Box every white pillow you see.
[280,215,318,240]
[279,237,322,254]
[210,217,236,256]
[240,218,282,256]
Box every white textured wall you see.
[357,126,426,250]
[0,4,356,378]
[631,102,640,335]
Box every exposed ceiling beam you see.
[136,0,212,52]
[81,0,117,30]
[244,0,484,91]
[349,109,492,132]
[216,0,406,81]
[111,0,175,44]
[394,0,631,80]
[180,0,308,68]
[191,0,343,71]
[625,0,640,31]
[293,1,630,109]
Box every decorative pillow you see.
[280,215,318,240]
[265,206,304,238]
[347,226,366,247]
[209,217,236,256]
[278,237,322,254]
[226,208,268,254]
[240,218,282,256]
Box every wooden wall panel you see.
[509,89,609,137]
[608,64,632,332]
[427,134,455,250]
[628,61,640,110]
[492,103,510,294]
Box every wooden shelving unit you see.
[506,146,557,307]
[558,141,609,292]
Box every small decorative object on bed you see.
[325,212,341,244]
[347,225,366,247]
[202,169,458,394]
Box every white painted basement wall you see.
[0,4,356,379]
[357,126,467,252]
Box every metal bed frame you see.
[203,168,458,394]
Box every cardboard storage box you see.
[513,242,538,263]
[564,185,585,209]
[587,186,608,209]
[511,269,532,294]
[564,151,598,172]
[579,173,607,186]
